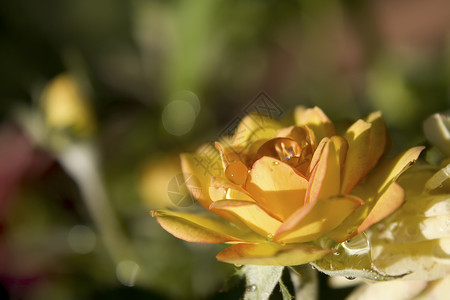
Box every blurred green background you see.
[0,0,449,299]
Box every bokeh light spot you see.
[162,100,196,136]
[116,260,140,287]
[67,225,96,254]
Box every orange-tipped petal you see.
[294,106,336,144]
[245,156,308,221]
[180,151,222,209]
[341,119,372,194]
[274,195,364,243]
[308,137,327,176]
[365,111,387,172]
[209,200,282,237]
[326,147,424,242]
[306,136,348,204]
[327,182,405,242]
[216,243,333,266]
[357,182,404,234]
[152,210,262,243]
[359,146,425,197]
[231,113,283,147]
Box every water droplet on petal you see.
[225,161,248,185]
[246,285,257,292]
[345,276,356,280]
[234,263,242,268]
[266,233,274,240]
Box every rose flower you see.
[152,107,423,266]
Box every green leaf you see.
[312,234,409,281]
[242,265,284,300]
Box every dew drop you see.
[225,161,248,185]
[345,276,356,280]
[246,284,257,292]
[273,161,279,165]
[234,263,242,268]
[266,233,274,240]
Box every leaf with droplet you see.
[312,235,409,281]
[242,265,284,300]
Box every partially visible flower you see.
[369,163,450,280]
[40,74,96,138]
[423,113,450,157]
[367,112,450,281]
[152,107,423,266]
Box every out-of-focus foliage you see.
[0,0,450,299]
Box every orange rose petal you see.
[180,153,219,209]
[294,106,336,144]
[365,111,387,172]
[356,182,404,234]
[209,200,282,237]
[216,243,333,266]
[306,136,348,204]
[341,119,372,194]
[152,210,263,244]
[308,137,327,176]
[209,176,255,202]
[245,156,308,221]
[274,195,364,243]
[327,182,404,242]
[326,147,424,242]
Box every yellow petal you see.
[274,195,364,243]
[152,210,262,243]
[327,182,405,242]
[231,113,283,147]
[216,243,333,266]
[357,182,404,234]
[245,156,308,221]
[341,119,372,194]
[294,106,336,144]
[365,111,387,172]
[209,200,282,237]
[209,176,255,202]
[308,137,327,176]
[306,136,348,204]
[357,146,425,197]
[180,151,222,209]
[326,147,423,242]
